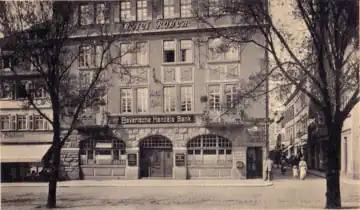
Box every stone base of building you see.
[58,126,267,180]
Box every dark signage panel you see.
[175,153,186,167]
[127,154,137,167]
[118,115,195,125]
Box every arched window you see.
[80,139,126,165]
[187,134,232,165]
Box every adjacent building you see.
[0,0,268,181]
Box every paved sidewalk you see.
[307,169,360,185]
[1,179,273,187]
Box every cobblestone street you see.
[1,170,359,210]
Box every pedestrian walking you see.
[264,156,274,181]
[280,158,287,175]
[298,157,308,180]
[292,165,299,179]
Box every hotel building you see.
[0,0,268,180]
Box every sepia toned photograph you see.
[0,0,359,209]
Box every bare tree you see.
[0,1,144,208]
[195,0,359,208]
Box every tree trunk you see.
[325,122,342,209]
[46,115,61,208]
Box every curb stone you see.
[1,181,273,188]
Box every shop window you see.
[80,139,126,165]
[187,134,232,165]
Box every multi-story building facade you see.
[0,50,54,181]
[1,1,268,181]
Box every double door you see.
[246,147,263,179]
[140,149,173,178]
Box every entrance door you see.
[246,147,263,179]
[140,136,173,178]
[148,150,173,177]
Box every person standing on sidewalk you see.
[298,157,308,180]
[264,156,274,181]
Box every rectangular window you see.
[136,88,148,113]
[135,42,148,65]
[0,116,10,130]
[163,40,175,63]
[1,56,12,69]
[181,86,193,112]
[208,38,239,61]
[79,4,92,25]
[225,45,239,60]
[181,0,192,17]
[0,81,14,99]
[95,3,109,24]
[120,1,132,22]
[15,82,27,99]
[164,0,175,19]
[120,43,132,65]
[209,0,221,16]
[208,85,221,110]
[95,45,105,67]
[225,85,236,109]
[34,116,44,130]
[137,0,148,21]
[79,46,92,68]
[164,87,176,112]
[120,89,132,113]
[17,115,27,130]
[180,40,193,62]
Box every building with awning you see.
[0,144,51,163]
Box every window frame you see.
[163,86,177,113]
[187,135,232,165]
[179,39,193,63]
[136,87,149,113]
[120,0,132,22]
[79,3,93,26]
[180,0,193,18]
[80,139,126,165]
[120,88,133,114]
[163,40,176,63]
[0,115,10,130]
[17,115,27,130]
[180,85,193,112]
[163,0,176,19]
[136,0,149,21]
[94,2,110,24]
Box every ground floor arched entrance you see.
[139,135,173,178]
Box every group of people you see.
[265,153,308,181]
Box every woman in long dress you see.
[298,157,308,180]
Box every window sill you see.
[80,164,126,168]
[207,60,240,65]
[162,62,194,66]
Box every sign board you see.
[118,115,195,125]
[175,153,186,167]
[123,19,190,32]
[127,154,137,167]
